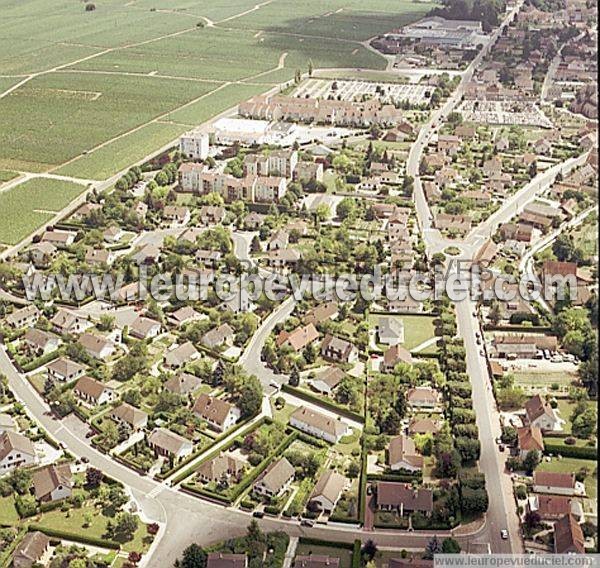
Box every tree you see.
[361,540,378,562]
[524,510,541,530]
[238,375,262,417]
[523,450,540,474]
[250,235,261,253]
[179,544,207,568]
[572,407,597,439]
[111,512,139,539]
[85,2,96,11]
[289,368,300,387]
[442,537,461,554]
[424,536,442,560]
[86,467,103,488]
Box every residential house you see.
[294,161,324,183]
[388,435,423,472]
[294,556,340,568]
[377,317,405,346]
[29,242,57,267]
[193,394,241,433]
[6,305,40,329]
[382,345,413,373]
[376,482,433,516]
[32,463,72,503]
[266,248,301,269]
[85,248,114,267]
[103,226,124,243]
[524,394,561,431]
[408,418,441,436]
[243,212,267,230]
[321,335,358,364]
[78,333,116,360]
[533,472,584,497]
[277,323,319,352]
[435,213,472,234]
[164,372,203,395]
[308,469,348,513]
[201,323,235,349]
[148,428,194,459]
[129,316,162,340]
[11,531,50,568]
[528,494,583,522]
[517,426,544,459]
[437,134,461,155]
[0,430,38,473]
[553,514,585,554]
[267,230,289,251]
[304,301,338,326]
[290,406,348,443]
[168,306,205,327]
[73,376,116,407]
[199,205,225,226]
[309,367,345,395]
[163,205,191,227]
[23,328,60,356]
[50,309,92,336]
[196,249,222,268]
[197,454,245,484]
[406,386,440,409]
[132,244,161,265]
[253,457,295,498]
[46,357,85,383]
[41,230,75,248]
[164,341,200,369]
[110,403,148,431]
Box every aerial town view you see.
[0,0,597,566]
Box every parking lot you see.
[294,78,433,106]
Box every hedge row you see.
[281,384,364,423]
[27,524,120,549]
[351,540,362,568]
[544,442,597,460]
[366,471,422,482]
[22,351,60,372]
[298,537,354,550]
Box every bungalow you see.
[132,244,161,265]
[168,306,205,327]
[110,403,148,431]
[253,457,295,499]
[554,514,585,554]
[243,212,267,230]
[78,333,116,360]
[164,372,203,395]
[309,367,345,395]
[199,205,225,226]
[377,317,405,346]
[0,430,38,473]
[321,334,358,364]
[388,435,423,472]
[23,328,60,356]
[533,472,584,497]
[308,469,348,513]
[524,394,561,431]
[103,226,124,243]
[193,394,241,432]
[267,230,289,251]
[6,305,40,329]
[11,531,50,568]
[290,406,348,444]
[201,323,235,349]
[528,494,583,522]
[50,309,92,335]
[437,134,461,155]
[46,357,85,383]
[164,341,200,369]
[406,386,440,409]
[32,463,72,503]
[516,425,544,459]
[382,345,413,373]
[163,205,191,227]
[207,553,248,568]
[277,323,319,352]
[304,301,338,326]
[73,376,116,407]
[197,454,245,484]
[408,418,441,436]
[196,249,223,268]
[129,316,162,340]
[73,202,102,221]
[41,230,76,248]
[388,296,423,314]
[435,213,472,234]
[148,428,193,460]
[29,242,57,267]
[85,248,115,266]
[376,482,433,516]
[533,138,552,156]
[266,248,301,269]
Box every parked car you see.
[300,520,314,527]
[253,511,264,518]
[501,529,509,540]
[499,444,505,452]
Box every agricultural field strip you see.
[48,81,231,175]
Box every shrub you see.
[564,437,577,445]
[515,485,527,500]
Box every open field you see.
[0,72,218,172]
[0,170,18,183]
[0,177,87,244]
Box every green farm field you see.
[0,177,87,245]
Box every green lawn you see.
[537,457,597,499]
[370,314,437,351]
[0,495,19,526]
[0,170,18,183]
[271,400,298,425]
